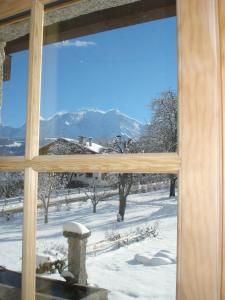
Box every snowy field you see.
[0,189,177,300]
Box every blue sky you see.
[2,16,177,128]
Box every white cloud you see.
[54,40,96,48]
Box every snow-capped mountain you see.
[0,109,143,140]
[0,124,26,139]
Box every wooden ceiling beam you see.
[0,0,58,21]
[5,0,176,54]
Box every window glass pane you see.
[0,172,24,294]
[0,19,30,156]
[36,172,177,299]
[39,1,177,155]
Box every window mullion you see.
[22,1,44,300]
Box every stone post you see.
[63,221,91,285]
[0,42,6,126]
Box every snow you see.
[134,250,176,266]
[0,189,177,299]
[61,270,74,279]
[1,109,144,140]
[84,142,103,153]
[59,137,75,142]
[63,221,90,235]
[36,254,54,267]
[155,249,176,263]
[5,142,22,148]
[46,111,68,121]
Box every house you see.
[39,136,105,155]
[39,136,110,186]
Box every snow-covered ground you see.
[0,189,177,299]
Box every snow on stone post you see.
[0,42,6,126]
[63,221,91,285]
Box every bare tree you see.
[103,136,139,221]
[85,179,106,213]
[38,173,67,224]
[112,136,134,221]
[0,172,23,199]
[145,89,177,197]
[117,173,133,221]
[106,172,138,222]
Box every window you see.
[0,0,223,300]
[0,172,24,272]
[40,15,177,155]
[37,172,177,299]
[34,5,178,296]
[0,18,29,156]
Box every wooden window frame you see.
[0,0,224,299]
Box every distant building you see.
[39,136,106,155]
[39,136,110,187]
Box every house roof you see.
[39,137,104,155]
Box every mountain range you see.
[0,109,144,140]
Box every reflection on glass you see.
[0,172,24,272]
[37,172,177,299]
[39,15,177,155]
[0,22,29,156]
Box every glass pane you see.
[36,172,177,299]
[39,1,177,155]
[0,19,30,156]
[0,172,24,293]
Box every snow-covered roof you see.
[60,138,103,153]
[64,138,103,153]
[40,137,105,155]
[84,142,103,153]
